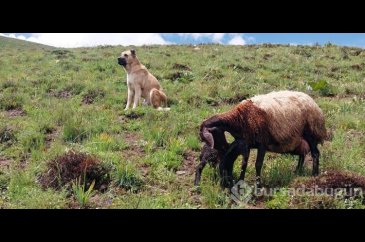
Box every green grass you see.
[72,177,96,208]
[0,36,365,208]
[114,161,144,192]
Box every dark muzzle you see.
[117,57,127,66]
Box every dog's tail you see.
[150,88,170,111]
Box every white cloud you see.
[0,33,169,48]
[228,36,246,45]
[177,33,252,45]
[212,33,225,42]
[178,33,225,43]
[17,35,26,40]
[1,33,256,47]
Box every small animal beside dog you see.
[117,49,169,111]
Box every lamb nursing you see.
[195,90,327,187]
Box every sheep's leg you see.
[304,135,320,176]
[238,145,250,182]
[255,146,266,188]
[219,140,241,188]
[194,160,207,186]
[295,155,305,175]
[224,154,235,188]
[310,145,320,176]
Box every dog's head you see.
[117,49,136,67]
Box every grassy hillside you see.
[1,36,365,208]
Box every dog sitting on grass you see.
[117,49,170,111]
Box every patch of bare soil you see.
[345,129,364,140]
[173,63,192,71]
[289,170,365,208]
[117,115,128,124]
[81,90,105,105]
[19,153,29,169]
[121,132,146,160]
[5,108,26,117]
[292,170,365,191]
[176,150,198,176]
[350,64,363,71]
[45,128,59,150]
[48,90,72,99]
[175,150,206,207]
[123,112,145,120]
[139,163,150,177]
[168,71,184,81]
[0,156,12,169]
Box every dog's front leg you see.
[132,86,142,109]
[125,88,134,110]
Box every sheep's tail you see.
[306,110,328,144]
[150,88,170,111]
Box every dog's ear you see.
[131,49,136,56]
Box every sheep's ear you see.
[202,127,214,149]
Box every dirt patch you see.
[345,130,364,140]
[292,170,365,191]
[88,194,113,208]
[5,108,26,117]
[81,89,105,105]
[82,95,94,104]
[167,71,187,81]
[121,132,146,161]
[330,66,339,72]
[45,128,59,150]
[38,150,111,191]
[124,132,143,148]
[18,153,29,169]
[139,163,150,177]
[176,150,198,176]
[123,111,145,120]
[263,53,273,60]
[117,115,128,124]
[350,64,363,71]
[289,170,365,208]
[0,156,12,169]
[49,90,72,99]
[173,63,192,71]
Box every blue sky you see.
[1,33,364,48]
